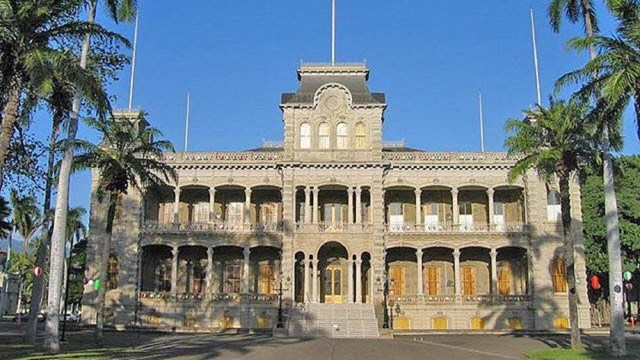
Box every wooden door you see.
[461,265,476,295]
[425,266,441,295]
[498,266,511,296]
[389,265,405,296]
[323,265,343,303]
[259,264,274,294]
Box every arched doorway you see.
[318,242,349,303]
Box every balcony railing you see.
[295,222,373,233]
[142,221,282,234]
[386,222,527,234]
[389,294,531,304]
[139,291,278,303]
[382,151,521,163]
[161,151,281,164]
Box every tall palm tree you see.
[0,197,12,317]
[45,0,136,351]
[72,115,175,344]
[8,190,40,251]
[547,1,627,356]
[506,100,600,349]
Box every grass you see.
[527,342,640,360]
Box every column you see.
[355,187,362,224]
[453,249,461,296]
[490,249,498,295]
[487,188,494,229]
[171,245,179,295]
[312,187,319,224]
[451,188,459,226]
[303,257,310,303]
[348,187,354,224]
[416,249,424,296]
[312,259,319,302]
[415,189,422,225]
[243,246,251,293]
[304,186,311,224]
[209,187,216,221]
[347,259,354,303]
[244,188,252,225]
[206,247,214,293]
[355,259,363,303]
[173,187,181,223]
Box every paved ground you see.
[1,322,638,359]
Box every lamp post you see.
[381,267,390,329]
[277,270,284,328]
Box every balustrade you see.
[385,222,527,234]
[142,220,282,234]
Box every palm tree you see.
[0,0,125,183]
[45,0,136,351]
[547,1,627,356]
[72,115,175,344]
[8,190,40,251]
[0,197,12,317]
[506,100,600,349]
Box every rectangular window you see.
[389,265,405,296]
[162,203,174,224]
[259,264,274,294]
[461,265,476,295]
[389,203,404,232]
[425,266,441,295]
[224,264,242,293]
[227,202,243,226]
[547,190,561,221]
[194,202,209,223]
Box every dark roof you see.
[382,146,424,152]
[245,147,285,152]
[281,66,386,106]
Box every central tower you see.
[280,63,387,162]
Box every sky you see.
[5,1,640,249]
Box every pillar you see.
[355,259,363,303]
[490,249,498,295]
[244,188,252,225]
[303,257,310,303]
[312,187,319,224]
[355,187,362,224]
[348,187,354,224]
[347,259,354,303]
[416,249,424,296]
[453,249,461,296]
[209,187,216,222]
[173,187,181,223]
[451,188,459,226]
[312,259,319,302]
[487,188,494,229]
[206,247,214,293]
[171,245,179,295]
[243,246,251,293]
[304,186,311,224]
[415,189,422,226]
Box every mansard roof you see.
[281,63,386,106]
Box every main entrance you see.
[318,242,348,304]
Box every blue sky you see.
[9,1,640,242]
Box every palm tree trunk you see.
[0,86,22,191]
[559,172,581,348]
[24,117,59,343]
[94,192,117,346]
[581,0,627,355]
[16,280,23,315]
[43,0,97,353]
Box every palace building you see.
[81,63,590,336]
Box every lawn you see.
[527,342,640,360]
[13,348,138,360]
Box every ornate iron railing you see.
[382,152,520,163]
[162,151,281,163]
[385,222,527,234]
[142,220,282,234]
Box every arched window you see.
[107,254,119,290]
[552,257,567,293]
[300,122,311,149]
[355,122,367,149]
[336,123,348,149]
[547,189,561,221]
[318,123,330,149]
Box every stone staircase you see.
[288,303,379,338]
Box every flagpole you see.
[331,0,336,66]
[184,91,191,152]
[530,8,542,106]
[128,12,139,109]
[479,91,485,153]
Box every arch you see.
[554,316,569,330]
[106,254,119,290]
[355,122,367,149]
[336,122,348,149]
[318,122,330,149]
[394,316,411,330]
[300,122,311,149]
[470,316,485,330]
[314,240,352,257]
[313,83,353,108]
[140,245,173,293]
[432,316,449,330]
[317,242,349,303]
